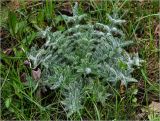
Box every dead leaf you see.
[155,24,160,36]
[57,2,72,16]
[20,73,27,82]
[24,60,31,68]
[32,68,41,80]
[138,0,144,2]
[120,81,126,95]
[10,0,20,10]
[135,112,146,120]
[154,24,160,48]
[149,101,160,113]
[3,48,13,55]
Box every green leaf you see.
[132,89,138,95]
[132,97,137,103]
[27,2,142,117]
[118,59,127,70]
[61,81,83,117]
[5,98,12,108]
[22,32,37,45]
[8,11,18,36]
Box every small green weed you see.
[1,0,159,120]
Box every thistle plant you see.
[28,2,143,117]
